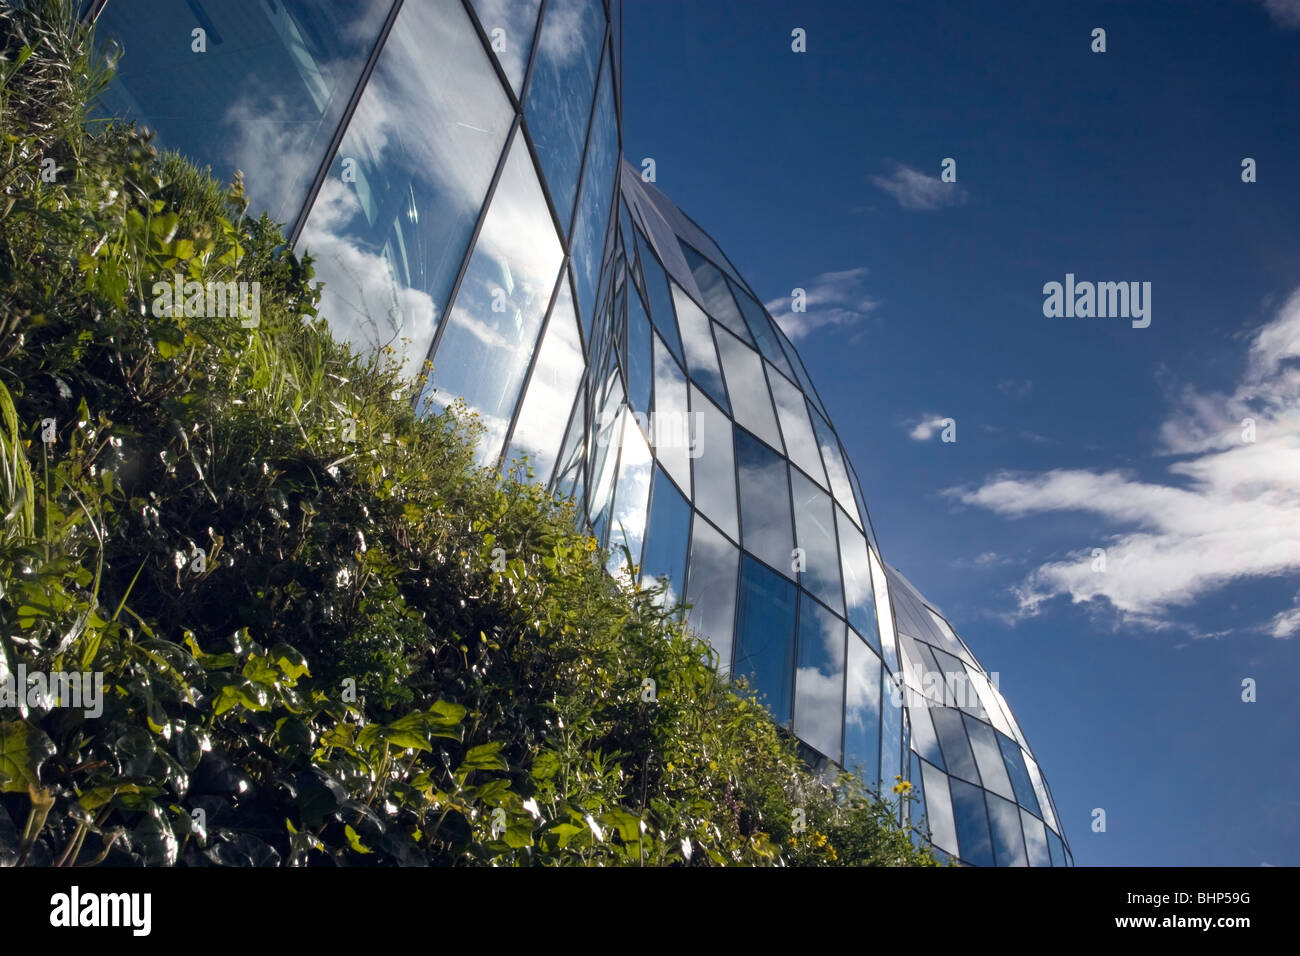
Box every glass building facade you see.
[91,0,1071,866]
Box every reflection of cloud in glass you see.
[506,282,583,481]
[301,178,437,380]
[607,412,653,578]
[295,0,511,382]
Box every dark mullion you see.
[518,0,550,106]
[287,0,405,250]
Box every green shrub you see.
[0,0,938,867]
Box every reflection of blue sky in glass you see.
[423,129,562,464]
[524,0,604,237]
[299,0,510,381]
[95,0,394,230]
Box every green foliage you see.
[0,0,939,867]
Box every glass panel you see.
[685,517,738,670]
[733,557,797,726]
[998,733,1042,815]
[775,324,830,421]
[569,52,618,338]
[523,0,604,236]
[626,284,653,413]
[844,634,881,791]
[793,596,846,762]
[789,470,843,613]
[1021,808,1051,866]
[587,375,625,538]
[1047,829,1067,867]
[734,429,794,578]
[987,793,1029,866]
[931,707,981,786]
[969,667,1016,739]
[1025,754,1060,834]
[298,0,513,381]
[606,409,653,579]
[770,373,827,488]
[426,129,562,463]
[727,278,795,378]
[948,777,995,867]
[504,278,583,483]
[634,229,684,363]
[868,548,900,672]
[678,242,752,344]
[689,386,738,541]
[836,506,878,643]
[95,0,395,230]
[715,328,783,451]
[468,0,541,96]
[810,409,860,527]
[639,467,691,607]
[907,698,945,769]
[880,666,903,792]
[920,760,959,856]
[672,283,729,411]
[651,335,693,492]
[963,714,1015,801]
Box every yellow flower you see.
[584,537,597,552]
[892,780,913,795]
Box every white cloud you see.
[997,379,1033,400]
[1269,601,1300,639]
[1260,0,1300,28]
[870,163,968,211]
[946,289,1300,631]
[764,267,879,341]
[907,413,951,441]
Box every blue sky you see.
[622,0,1300,865]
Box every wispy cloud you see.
[906,413,951,441]
[765,266,879,341]
[945,288,1300,632]
[998,379,1034,400]
[1260,0,1300,28]
[870,162,968,211]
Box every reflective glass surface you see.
[844,633,881,789]
[931,707,981,786]
[836,507,878,642]
[733,556,798,726]
[672,283,729,411]
[679,242,752,344]
[426,129,562,463]
[626,284,653,413]
[469,0,541,96]
[685,517,739,670]
[505,278,583,482]
[651,335,692,491]
[963,713,1016,802]
[639,467,691,606]
[948,777,995,868]
[921,760,959,856]
[770,372,828,488]
[523,0,604,236]
[299,0,512,380]
[689,386,738,541]
[734,428,795,578]
[606,409,653,577]
[95,0,395,231]
[794,596,846,762]
[728,279,796,379]
[715,328,783,451]
[634,229,685,363]
[988,793,1029,867]
[790,470,843,614]
[570,53,618,337]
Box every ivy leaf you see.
[0,721,56,793]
